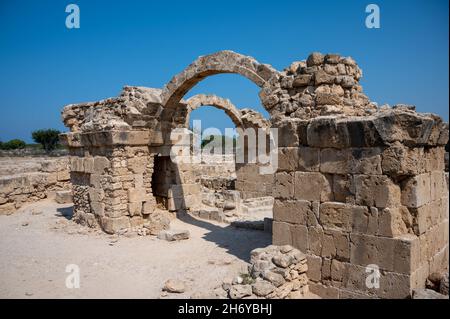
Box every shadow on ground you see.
[177,213,271,262]
[54,205,270,262]
[56,206,73,220]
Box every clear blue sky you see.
[0,0,448,142]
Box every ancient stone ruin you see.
[60,50,449,299]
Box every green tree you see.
[32,129,61,152]
[0,139,26,150]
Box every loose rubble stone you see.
[252,279,275,297]
[55,190,73,204]
[157,229,190,241]
[223,245,309,299]
[163,279,186,293]
[229,284,252,299]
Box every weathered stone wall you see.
[273,107,449,298]
[66,132,157,233]
[0,157,70,214]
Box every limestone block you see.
[294,172,332,202]
[308,282,339,299]
[323,229,350,261]
[401,173,431,208]
[306,52,324,66]
[429,244,449,275]
[307,117,349,149]
[128,156,147,174]
[55,190,72,204]
[430,171,448,201]
[277,120,299,147]
[129,216,144,228]
[320,149,349,174]
[70,156,84,172]
[354,175,401,208]
[319,202,370,234]
[273,221,292,246]
[90,202,105,217]
[298,147,320,171]
[408,200,443,235]
[372,110,445,146]
[315,92,342,106]
[377,207,410,237]
[273,199,311,225]
[158,229,190,241]
[128,188,147,203]
[128,202,142,216]
[341,263,412,299]
[57,170,70,181]
[314,70,335,85]
[332,175,354,203]
[331,259,346,282]
[290,224,308,253]
[350,233,419,274]
[292,74,312,87]
[88,187,104,202]
[306,255,322,282]
[277,147,299,172]
[381,144,427,176]
[101,216,131,234]
[321,148,382,175]
[83,157,95,173]
[94,156,110,173]
[273,172,294,199]
[308,226,324,256]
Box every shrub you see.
[32,129,61,152]
[0,139,26,150]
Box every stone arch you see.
[185,94,244,128]
[161,50,279,111]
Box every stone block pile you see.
[223,245,310,299]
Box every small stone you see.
[280,245,293,253]
[55,190,73,204]
[252,279,275,297]
[223,201,236,210]
[306,52,324,67]
[229,284,252,299]
[21,221,29,227]
[31,209,43,215]
[263,270,286,287]
[157,229,190,241]
[163,279,185,293]
[272,255,294,268]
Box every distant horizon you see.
[1,0,448,143]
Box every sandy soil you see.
[0,200,271,299]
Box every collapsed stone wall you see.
[0,157,70,214]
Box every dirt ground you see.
[0,199,271,299]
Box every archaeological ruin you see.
[59,50,449,299]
